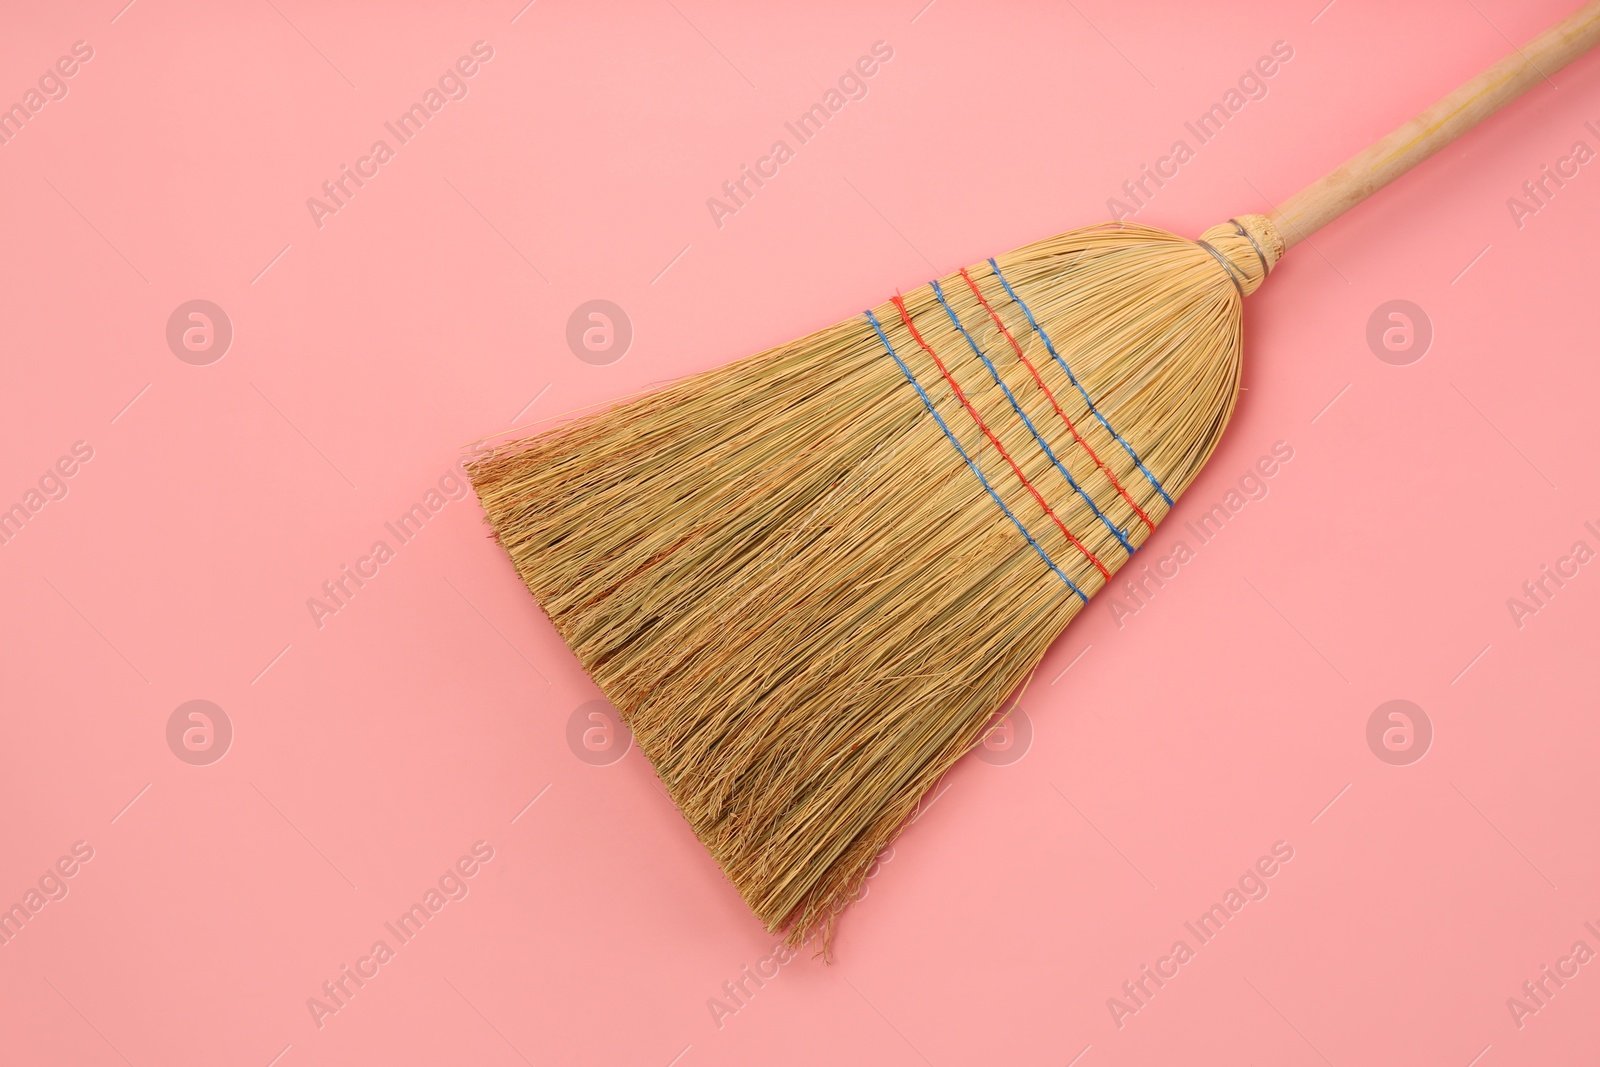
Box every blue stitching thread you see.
[930,279,1133,557]
[986,258,1173,506]
[864,309,1087,602]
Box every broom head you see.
[467,214,1284,952]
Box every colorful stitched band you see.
[863,309,1088,602]
[928,279,1134,557]
[890,294,1110,582]
[986,258,1173,507]
[958,267,1158,533]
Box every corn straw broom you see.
[467,3,1600,953]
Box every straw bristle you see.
[468,215,1281,953]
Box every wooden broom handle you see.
[1269,0,1600,247]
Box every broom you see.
[468,4,1600,952]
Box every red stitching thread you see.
[890,293,1110,583]
[958,267,1156,534]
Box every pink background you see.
[3,1,1599,1064]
